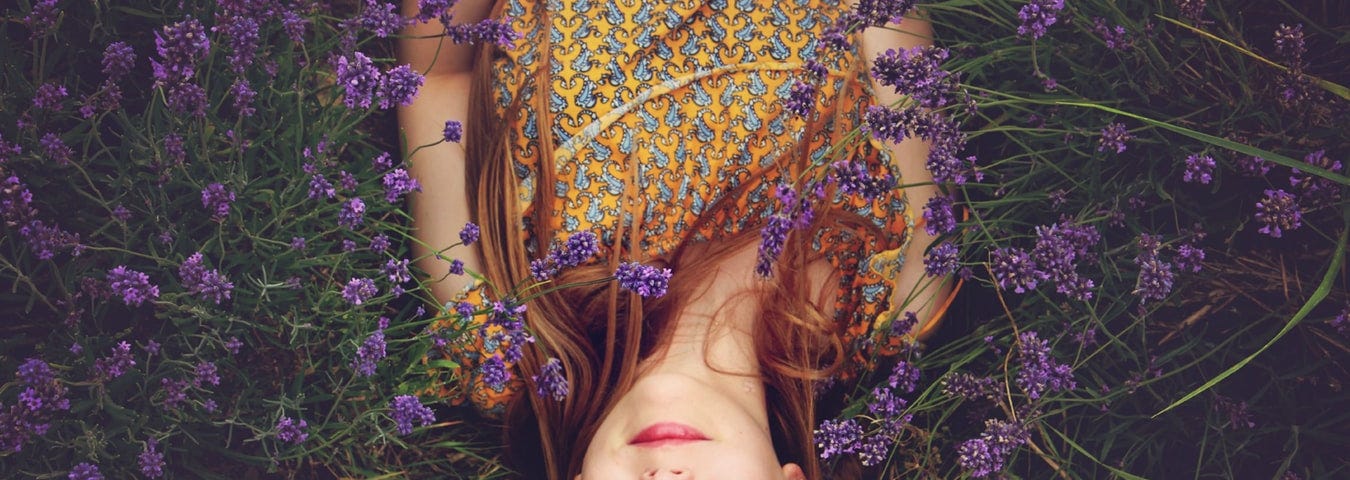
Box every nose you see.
[642,469,690,479]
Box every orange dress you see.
[426,0,948,417]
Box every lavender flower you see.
[152,17,209,85]
[111,204,131,222]
[308,174,335,200]
[339,197,366,229]
[863,105,920,145]
[230,80,257,117]
[866,386,910,423]
[1091,17,1133,50]
[342,239,359,252]
[870,46,953,109]
[1133,234,1175,305]
[444,17,521,48]
[957,419,1029,478]
[1182,154,1216,184]
[139,438,166,478]
[852,0,918,26]
[925,241,959,277]
[1328,304,1349,337]
[201,183,235,222]
[371,233,391,253]
[1272,23,1305,65]
[1175,243,1205,272]
[276,416,309,444]
[615,261,673,298]
[67,462,103,480]
[372,151,394,171]
[1015,331,1076,399]
[1289,150,1343,207]
[449,259,465,275]
[533,357,569,401]
[22,0,60,39]
[192,361,221,388]
[459,222,480,245]
[290,236,307,251]
[102,41,136,80]
[1097,122,1131,153]
[443,120,463,143]
[942,372,998,400]
[107,266,159,306]
[1016,0,1065,39]
[32,83,67,111]
[40,132,73,166]
[813,418,863,459]
[830,159,895,201]
[1255,189,1301,238]
[339,170,358,192]
[480,355,512,391]
[92,341,136,380]
[389,395,436,435]
[1237,155,1270,176]
[416,0,453,22]
[856,433,892,467]
[755,184,819,277]
[383,258,412,284]
[159,378,189,411]
[990,247,1042,294]
[1176,0,1207,21]
[225,336,243,354]
[179,252,234,304]
[335,52,380,109]
[282,10,309,42]
[888,360,921,393]
[923,194,956,236]
[20,219,81,260]
[342,277,378,305]
[784,80,816,117]
[352,326,387,377]
[382,168,422,203]
[213,14,260,74]
[379,64,424,109]
[166,82,207,117]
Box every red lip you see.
[628,422,710,447]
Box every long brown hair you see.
[463,2,883,478]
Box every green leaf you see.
[1153,221,1348,418]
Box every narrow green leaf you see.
[1153,222,1347,418]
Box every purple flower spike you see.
[102,42,136,80]
[379,64,424,109]
[957,419,1029,478]
[443,120,463,143]
[352,325,387,377]
[382,168,422,203]
[1182,154,1216,184]
[342,277,378,305]
[276,416,309,444]
[179,252,234,304]
[93,341,136,381]
[339,197,366,229]
[32,83,68,111]
[1097,122,1131,154]
[813,418,864,459]
[200,183,235,222]
[925,241,959,277]
[107,266,160,307]
[1255,189,1302,238]
[614,261,673,298]
[1016,0,1065,40]
[335,52,380,109]
[459,222,480,245]
[67,462,103,480]
[390,395,436,435]
[139,437,166,478]
[532,357,569,401]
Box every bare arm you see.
[397,0,494,310]
[858,13,956,335]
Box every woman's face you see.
[577,371,806,479]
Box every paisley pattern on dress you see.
[426,0,932,418]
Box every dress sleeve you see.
[419,279,521,419]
